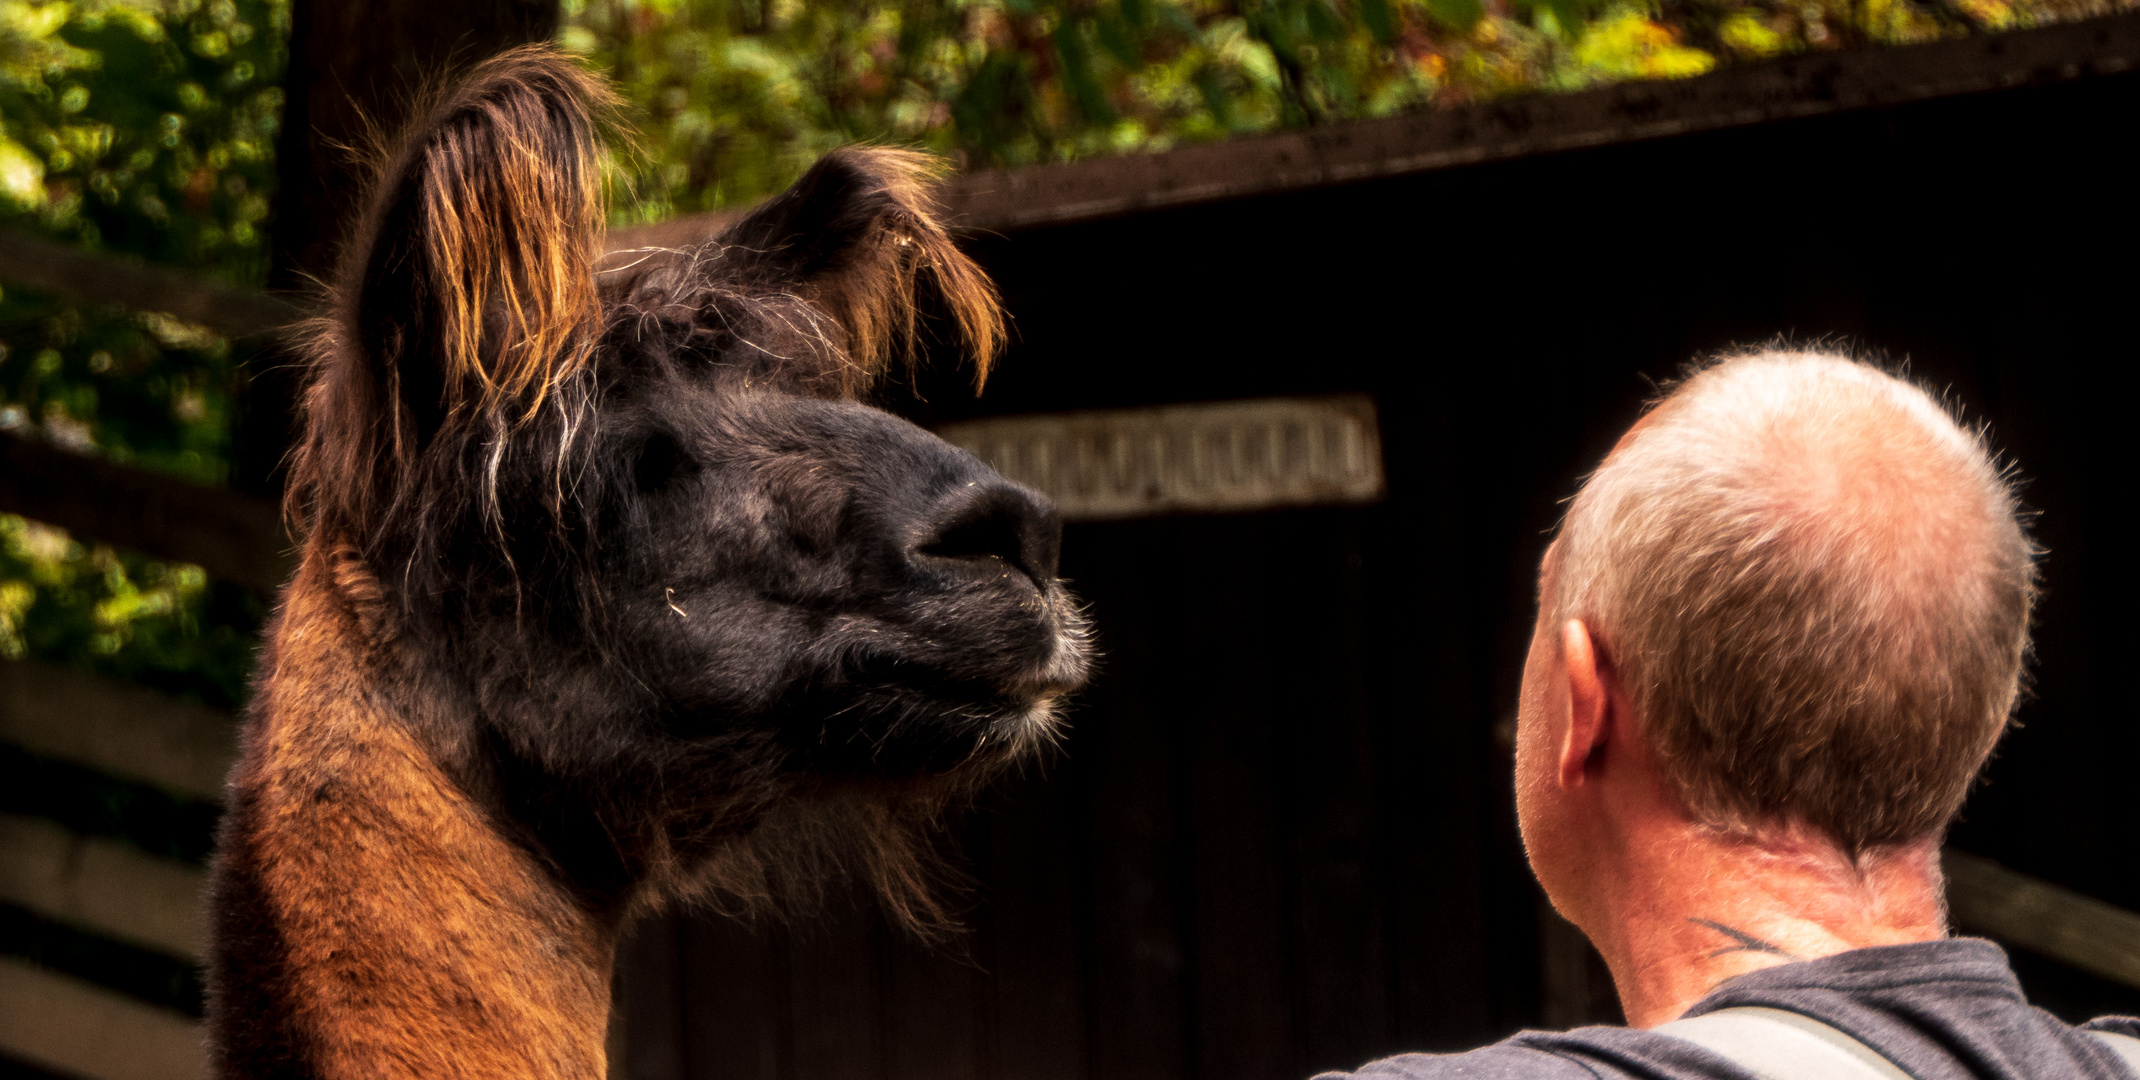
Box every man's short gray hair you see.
[1551,350,2036,853]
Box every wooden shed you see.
[609,12,2140,1080]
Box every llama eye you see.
[632,432,694,492]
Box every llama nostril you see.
[915,483,1061,588]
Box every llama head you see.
[286,46,1091,921]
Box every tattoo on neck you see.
[1689,918,1799,960]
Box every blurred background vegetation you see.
[3,0,285,706]
[2,0,2133,704]
[563,0,2126,225]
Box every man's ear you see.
[1558,619,1613,788]
[714,146,1004,392]
[343,45,613,440]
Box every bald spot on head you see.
[1723,358,2013,625]
[1552,351,2034,853]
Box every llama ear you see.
[346,46,615,433]
[716,147,1005,391]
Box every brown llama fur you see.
[209,46,1088,1080]
[224,554,611,1077]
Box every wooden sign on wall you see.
[936,394,1387,522]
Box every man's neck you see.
[1588,825,1948,1028]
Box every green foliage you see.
[0,294,239,482]
[2,0,286,270]
[1,0,284,695]
[565,0,2134,223]
[0,513,261,706]
[1,0,286,477]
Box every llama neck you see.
[211,562,615,1080]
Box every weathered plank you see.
[879,918,985,1080]
[678,914,789,1080]
[608,12,2140,252]
[0,432,291,594]
[1946,849,2140,992]
[0,230,300,340]
[786,907,885,1080]
[0,660,239,804]
[0,813,208,961]
[1181,515,1298,1080]
[0,956,207,1080]
[974,780,1091,1080]
[613,913,686,1080]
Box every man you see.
[1319,350,2139,1079]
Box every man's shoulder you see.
[1309,1040,1591,1080]
[1311,1026,1756,1080]
[1314,942,2140,1080]
[2083,1016,2140,1039]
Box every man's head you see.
[1516,350,2036,901]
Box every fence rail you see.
[0,229,300,339]
[0,661,238,803]
[0,957,208,1080]
[0,432,291,594]
[1946,850,2140,991]
[0,814,208,961]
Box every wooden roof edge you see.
[609,10,2140,252]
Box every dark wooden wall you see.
[617,66,2140,1080]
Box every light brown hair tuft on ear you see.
[397,45,619,419]
[813,148,1004,393]
[290,45,620,551]
[713,146,1006,397]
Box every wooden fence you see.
[0,661,233,1080]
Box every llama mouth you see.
[765,665,1068,775]
[973,692,1066,760]
[1017,608,1095,693]
[780,611,1091,772]
[970,633,1090,759]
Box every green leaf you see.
[1358,0,1398,43]
[0,136,45,206]
[1094,9,1141,67]
[1053,17,1116,125]
[1303,0,1345,42]
[1548,0,1588,36]
[1193,65,1239,131]
[1424,0,1485,30]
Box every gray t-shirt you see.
[1315,939,2140,1080]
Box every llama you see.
[206,47,1092,1079]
